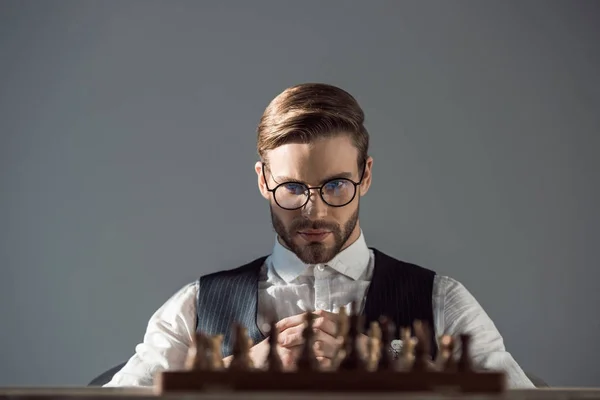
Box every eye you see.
[323,179,350,195]
[282,182,306,195]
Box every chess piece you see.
[411,320,432,371]
[296,312,319,371]
[266,321,283,372]
[184,332,209,370]
[366,321,382,371]
[435,335,457,372]
[207,335,225,370]
[395,327,416,371]
[332,306,349,369]
[339,301,366,370]
[229,324,254,370]
[377,316,396,371]
[457,334,473,372]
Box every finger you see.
[312,316,338,337]
[278,324,305,347]
[313,309,339,322]
[312,330,343,359]
[275,313,307,332]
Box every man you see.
[104,83,534,388]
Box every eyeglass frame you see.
[261,160,367,210]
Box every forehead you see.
[266,135,359,183]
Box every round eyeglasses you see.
[262,162,366,210]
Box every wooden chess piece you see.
[229,324,254,370]
[296,312,319,371]
[339,301,366,371]
[457,334,473,372]
[395,327,416,371]
[184,332,209,371]
[411,320,432,371]
[366,321,382,371]
[436,335,457,372]
[332,306,349,370]
[377,316,396,371]
[207,335,225,370]
[266,320,283,372]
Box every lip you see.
[298,230,331,242]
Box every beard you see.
[270,204,359,265]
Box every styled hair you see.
[257,83,369,165]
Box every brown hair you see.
[257,83,369,165]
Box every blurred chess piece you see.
[435,335,457,372]
[332,306,349,369]
[184,332,209,371]
[266,321,283,372]
[339,301,366,371]
[366,321,382,371]
[395,327,416,371]
[229,324,254,370]
[297,312,319,371]
[457,334,473,372]
[207,335,225,370]
[411,320,433,371]
[377,316,396,371]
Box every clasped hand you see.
[247,309,367,370]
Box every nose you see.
[302,189,328,218]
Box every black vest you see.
[196,248,437,359]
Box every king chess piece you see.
[366,321,382,371]
[411,320,433,371]
[207,335,225,370]
[184,332,209,371]
[395,327,416,371]
[338,301,366,371]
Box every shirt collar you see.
[270,230,370,283]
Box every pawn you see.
[184,332,209,371]
[435,335,457,372]
[366,321,382,371]
[457,334,473,372]
[395,327,416,371]
[229,324,254,370]
[377,317,396,371]
[266,321,283,372]
[296,312,319,371]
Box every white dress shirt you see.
[104,232,534,388]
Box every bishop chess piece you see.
[377,316,396,371]
[296,312,319,371]
[339,301,366,371]
[184,332,209,371]
[229,324,254,371]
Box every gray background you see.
[1,0,598,388]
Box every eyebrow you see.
[273,171,355,185]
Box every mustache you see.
[291,219,338,232]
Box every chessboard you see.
[155,303,506,394]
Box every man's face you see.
[256,135,373,264]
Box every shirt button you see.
[316,265,325,271]
[317,302,327,309]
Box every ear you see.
[359,156,374,196]
[255,161,270,200]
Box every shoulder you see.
[370,247,436,276]
[198,255,270,281]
